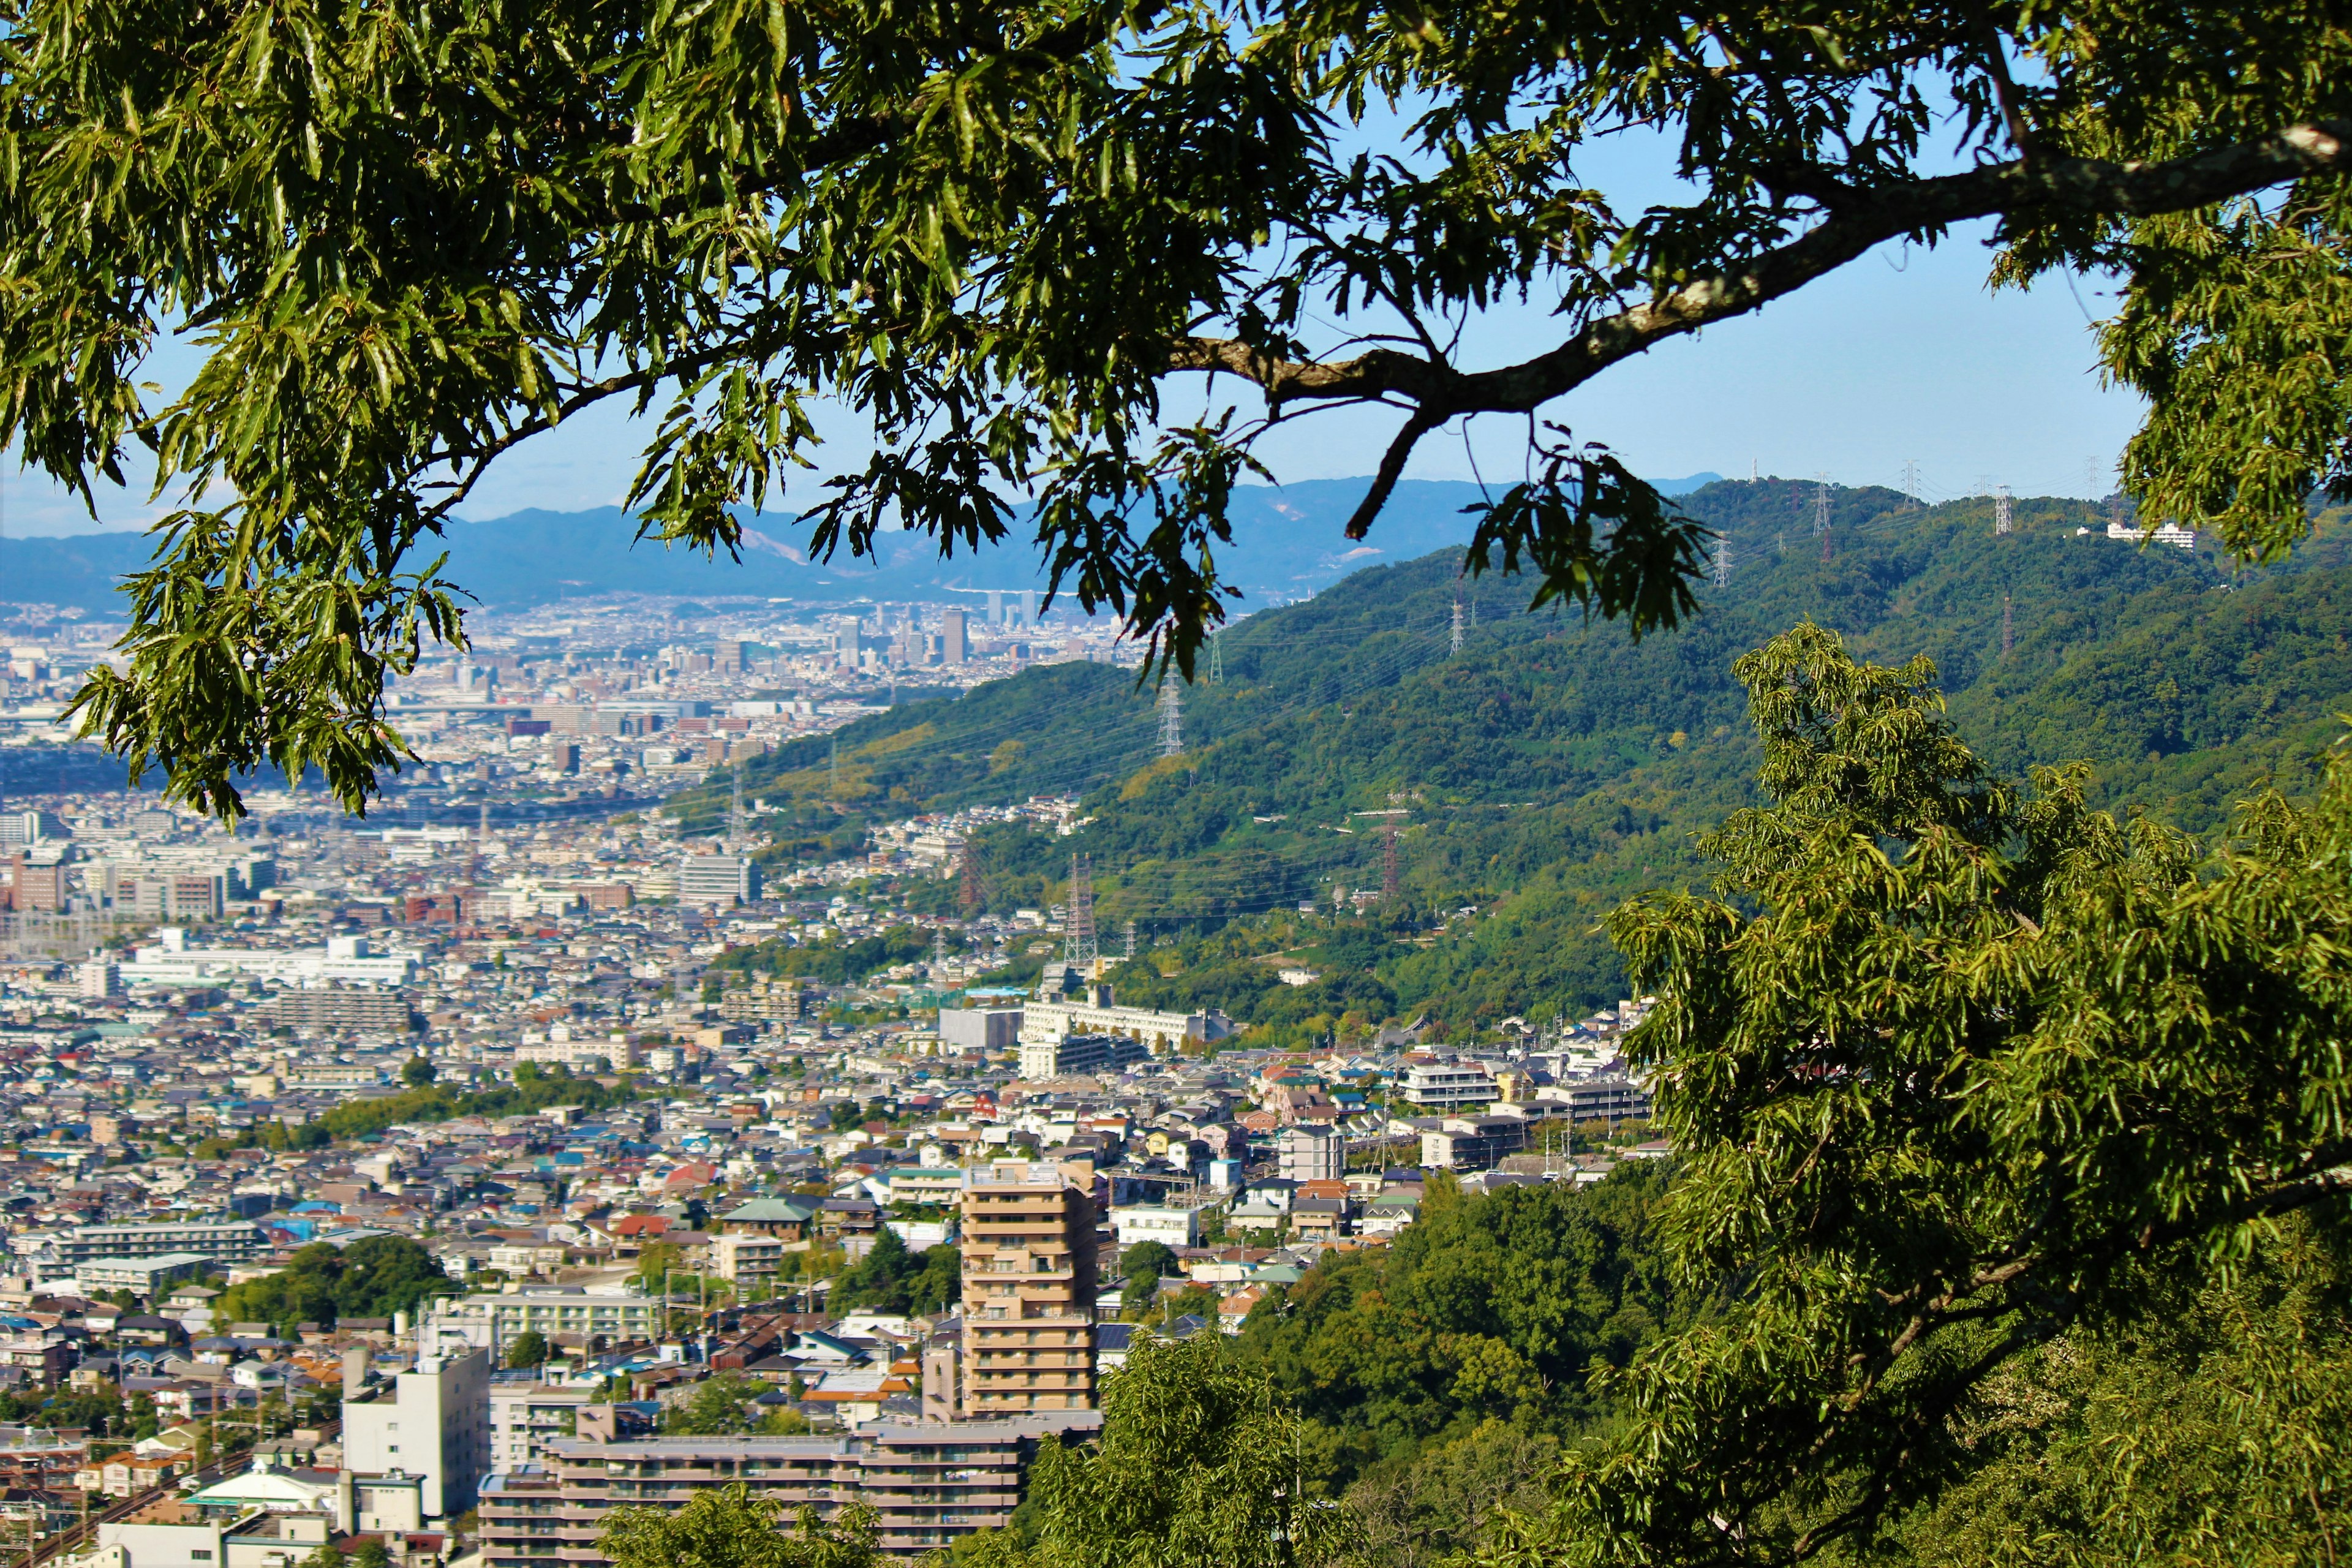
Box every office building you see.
[340,1346,492,1519]
[677,852,760,907]
[959,1161,1098,1417]
[940,609,968,664]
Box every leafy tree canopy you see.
[11,2,2351,815]
[1491,622,2352,1567]
[603,1484,879,1568]
[213,1235,459,1331]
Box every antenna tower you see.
[959,842,983,917]
[2001,594,2015,658]
[1450,589,1466,654]
[1065,854,1097,970]
[1994,485,2014,536]
[1157,682,1184,757]
[1381,821,1401,905]
[1208,628,1224,687]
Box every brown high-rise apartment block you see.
[959,1161,1098,1415]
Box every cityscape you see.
[0,587,1660,1568]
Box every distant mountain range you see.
[0,474,1722,615]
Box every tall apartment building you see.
[940,609,968,664]
[1276,1125,1346,1183]
[478,1412,1102,1567]
[959,1161,1098,1417]
[341,1347,492,1519]
[259,984,412,1033]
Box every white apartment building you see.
[119,929,415,987]
[341,1348,491,1520]
[426,1287,661,1355]
[1110,1205,1200,1249]
[1275,1125,1346,1183]
[1396,1061,1496,1111]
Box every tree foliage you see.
[11,3,2350,814]
[603,1484,879,1568]
[829,1227,961,1317]
[956,1333,1352,1568]
[213,1236,458,1330]
[1481,622,2352,1567]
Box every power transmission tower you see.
[1157,682,1184,757]
[1900,459,1921,510]
[829,735,839,797]
[1208,627,1224,686]
[1994,485,2014,536]
[959,842,982,918]
[1450,589,1466,654]
[728,764,744,849]
[2002,594,2015,658]
[933,925,948,971]
[1381,821,1401,905]
[1065,854,1098,971]
[1123,919,1137,962]
[1813,477,1834,562]
[1713,537,1733,589]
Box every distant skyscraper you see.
[941,609,969,664]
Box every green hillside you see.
[682,480,2352,1038]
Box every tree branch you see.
[1176,120,2352,434]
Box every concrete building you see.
[1396,1061,1496,1111]
[425,1289,660,1357]
[938,1006,1021,1054]
[1019,979,1232,1059]
[1419,1115,1530,1172]
[489,1380,601,1474]
[119,929,415,987]
[340,1346,492,1519]
[258,984,412,1033]
[940,609,968,664]
[47,1221,269,1267]
[1109,1205,1199,1250]
[478,1414,1103,1567]
[676,852,760,907]
[959,1161,1098,1417]
[1275,1125,1346,1184]
[1017,1031,1150,1081]
[76,1252,215,1295]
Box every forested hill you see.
[691,479,2352,1035]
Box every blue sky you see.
[5,118,2139,537]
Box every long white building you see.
[1020,976,1233,1057]
[119,928,416,987]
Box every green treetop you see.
[1492,622,2352,1567]
[2,2,2347,815]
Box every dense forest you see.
[676,480,2352,1036]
